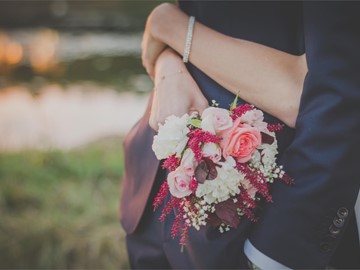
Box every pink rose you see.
[220,118,262,163]
[167,167,193,198]
[201,107,233,134]
[180,149,197,176]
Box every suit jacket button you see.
[323,234,336,243]
[337,207,349,219]
[333,217,345,228]
[320,242,331,252]
[329,224,341,235]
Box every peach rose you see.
[167,167,193,198]
[220,118,262,163]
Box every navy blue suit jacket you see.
[121,1,360,268]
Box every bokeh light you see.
[0,32,23,69]
[29,29,59,73]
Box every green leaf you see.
[230,93,239,111]
[190,118,202,128]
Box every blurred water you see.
[0,85,149,151]
[0,28,153,151]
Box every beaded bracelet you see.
[182,16,195,63]
[159,69,183,81]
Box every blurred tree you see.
[0,0,172,32]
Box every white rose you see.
[202,143,222,163]
[201,107,233,134]
[240,109,267,131]
[152,114,190,160]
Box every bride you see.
[121,2,360,269]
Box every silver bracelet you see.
[182,16,195,63]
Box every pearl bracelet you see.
[182,16,195,63]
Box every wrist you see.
[155,49,185,79]
[155,50,185,72]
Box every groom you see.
[244,2,360,268]
[121,1,360,269]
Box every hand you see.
[141,4,171,79]
[149,49,208,131]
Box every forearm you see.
[150,4,306,127]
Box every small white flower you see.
[251,150,261,164]
[196,158,243,204]
[260,142,278,166]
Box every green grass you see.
[0,137,129,269]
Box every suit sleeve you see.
[248,2,360,268]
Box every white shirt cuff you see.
[355,190,360,244]
[244,239,291,270]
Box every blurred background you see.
[0,1,169,268]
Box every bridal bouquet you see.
[152,98,293,247]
